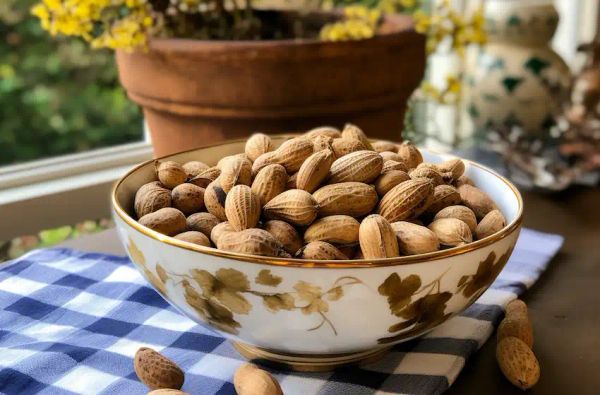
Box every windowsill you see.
[0,142,152,241]
[57,228,125,257]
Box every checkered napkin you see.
[0,228,563,395]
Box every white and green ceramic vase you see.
[469,0,570,134]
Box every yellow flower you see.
[344,5,368,19]
[31,0,154,50]
[445,74,461,95]
[411,1,487,56]
[419,73,463,104]
[420,81,441,102]
[400,0,417,8]
[320,5,380,42]
[413,10,430,33]
[377,0,395,14]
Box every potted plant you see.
[32,1,425,156]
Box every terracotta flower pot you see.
[116,12,425,157]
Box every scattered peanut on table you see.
[134,347,283,395]
[134,347,184,391]
[496,299,540,390]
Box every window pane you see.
[0,0,143,167]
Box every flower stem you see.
[415,267,450,295]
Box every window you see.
[0,0,143,167]
[0,1,150,248]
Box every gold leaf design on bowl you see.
[457,249,512,302]
[127,237,145,265]
[127,237,169,296]
[190,268,252,315]
[378,315,451,345]
[377,248,513,344]
[295,281,329,315]
[378,273,422,315]
[326,286,344,301]
[161,264,364,336]
[388,293,452,332]
[262,293,295,312]
[377,270,452,344]
[291,277,362,335]
[182,279,242,334]
[255,269,283,287]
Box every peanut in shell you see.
[263,220,303,255]
[428,218,473,247]
[186,212,220,238]
[139,207,186,236]
[359,214,399,259]
[245,133,273,161]
[496,337,540,390]
[331,138,368,158]
[372,141,398,153]
[204,180,228,221]
[219,156,252,193]
[156,161,187,189]
[171,183,205,215]
[380,151,404,164]
[304,215,360,245]
[217,228,287,257]
[263,189,318,226]
[134,181,172,218]
[296,241,348,260]
[458,184,498,220]
[305,126,341,140]
[174,231,211,247]
[188,166,221,188]
[182,161,209,178]
[296,149,334,193]
[251,164,288,206]
[475,209,506,239]
[377,178,434,222]
[313,182,378,218]
[423,185,461,216]
[274,137,314,173]
[374,171,410,197]
[225,185,261,231]
[433,205,477,233]
[396,142,423,169]
[328,150,383,184]
[391,221,440,255]
[341,123,374,150]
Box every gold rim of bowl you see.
[112,136,523,268]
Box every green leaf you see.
[501,77,524,94]
[524,57,550,76]
[507,15,521,26]
[0,0,142,167]
[39,226,72,246]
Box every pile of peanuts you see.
[133,124,506,260]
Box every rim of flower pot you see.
[142,12,419,52]
[112,135,524,269]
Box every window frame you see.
[0,141,152,241]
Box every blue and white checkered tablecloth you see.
[0,228,563,395]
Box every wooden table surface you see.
[60,186,600,394]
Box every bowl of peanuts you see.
[112,124,522,371]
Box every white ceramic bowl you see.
[112,136,522,370]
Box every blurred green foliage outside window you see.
[0,0,143,166]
